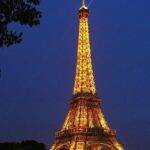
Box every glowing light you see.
[50,144,56,150]
[114,141,124,150]
[73,9,96,95]
[76,142,85,149]
[70,141,76,150]
[97,109,110,130]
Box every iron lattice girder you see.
[62,93,110,130]
[73,7,96,95]
[51,92,123,150]
[70,93,101,108]
[55,127,116,140]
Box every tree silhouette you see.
[0,140,47,150]
[0,0,41,47]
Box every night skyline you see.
[0,0,150,149]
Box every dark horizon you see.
[0,0,150,149]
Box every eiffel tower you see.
[50,1,124,149]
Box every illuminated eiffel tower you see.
[50,0,124,149]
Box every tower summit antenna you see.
[82,0,86,7]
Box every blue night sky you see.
[0,0,150,149]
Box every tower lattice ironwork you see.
[50,1,124,150]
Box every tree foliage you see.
[0,140,47,150]
[0,0,41,47]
